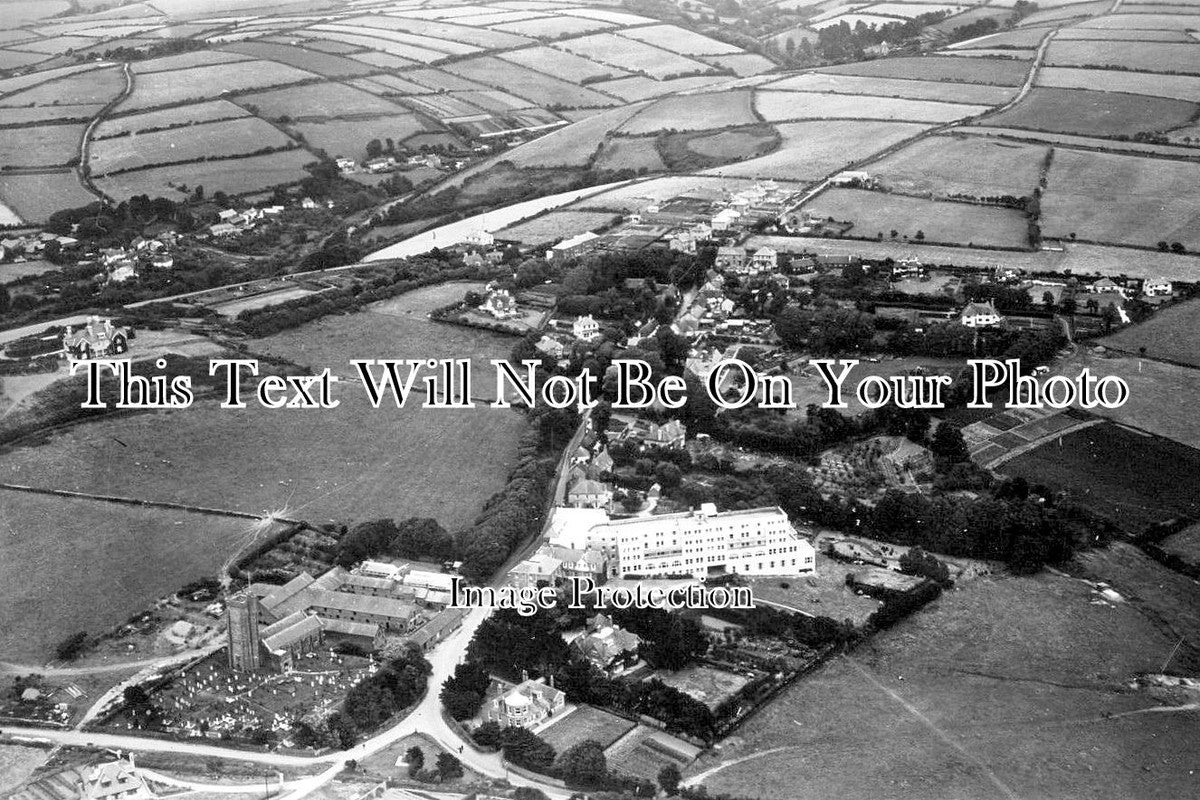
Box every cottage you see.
[643,419,686,449]
[534,335,566,359]
[571,614,640,674]
[715,246,745,270]
[480,287,518,318]
[79,756,155,800]
[567,478,614,509]
[750,247,778,271]
[1144,277,1173,297]
[960,300,1002,328]
[63,317,130,362]
[464,229,495,247]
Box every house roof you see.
[261,613,323,653]
[961,301,999,317]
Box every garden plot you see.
[498,209,619,244]
[755,90,989,123]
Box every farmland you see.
[804,188,1031,248]
[755,90,989,123]
[498,210,619,244]
[694,572,1197,800]
[982,88,1198,138]
[1098,298,1200,368]
[95,99,250,138]
[238,81,403,119]
[593,136,667,172]
[871,134,1049,197]
[1041,148,1200,250]
[0,171,95,223]
[94,149,314,201]
[291,116,429,160]
[1045,39,1200,73]
[765,72,1016,105]
[818,55,1031,85]
[559,32,717,80]
[712,120,927,181]
[0,124,83,168]
[90,117,296,175]
[0,491,254,662]
[120,60,318,111]
[620,90,756,134]
[1035,66,1200,101]
[499,45,630,83]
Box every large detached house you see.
[489,677,566,728]
[571,613,640,675]
[960,300,1002,328]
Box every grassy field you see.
[658,665,751,710]
[1160,524,1200,567]
[0,492,253,661]
[1035,67,1200,101]
[983,88,1197,138]
[622,23,742,55]
[442,55,619,108]
[560,32,715,79]
[691,571,1197,800]
[1098,299,1200,367]
[621,89,756,134]
[1042,148,1200,249]
[713,120,927,181]
[0,171,95,223]
[0,64,122,105]
[499,45,629,83]
[1046,39,1200,73]
[219,41,377,78]
[238,81,402,119]
[745,554,883,625]
[1000,421,1200,532]
[0,124,84,168]
[121,60,318,111]
[804,188,1030,248]
[96,99,249,138]
[502,103,645,168]
[819,55,1030,85]
[755,91,988,123]
[0,745,46,794]
[492,15,614,38]
[499,209,618,244]
[871,134,1049,197]
[90,117,295,174]
[765,72,1016,105]
[95,149,314,200]
[540,705,636,752]
[290,115,428,159]
[667,125,778,168]
[593,136,666,172]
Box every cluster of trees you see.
[866,478,1116,573]
[785,11,949,64]
[774,305,876,353]
[295,643,430,749]
[91,38,206,62]
[403,745,463,782]
[45,195,195,243]
[334,517,454,568]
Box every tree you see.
[405,745,425,774]
[930,422,969,463]
[441,661,489,720]
[658,764,682,795]
[366,139,384,159]
[554,740,608,787]
[914,229,925,241]
[436,752,463,780]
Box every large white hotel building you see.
[549,503,816,579]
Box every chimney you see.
[521,669,529,683]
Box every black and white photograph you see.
[0,0,1198,798]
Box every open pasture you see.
[121,60,319,111]
[755,90,988,123]
[498,45,629,83]
[964,126,1200,158]
[591,74,722,102]
[1042,148,1200,249]
[490,15,616,38]
[1046,39,1200,73]
[90,117,295,175]
[96,99,249,138]
[1036,66,1200,100]
[303,27,453,63]
[0,171,95,222]
[711,120,927,180]
[95,149,313,200]
[804,188,1030,248]
[1079,10,1200,30]
[312,23,481,56]
[0,62,100,96]
[442,55,619,107]
[0,105,98,124]
[499,209,618,244]
[346,50,419,70]
[1098,299,1200,368]
[338,14,533,50]
[238,81,401,119]
[620,23,742,55]
[559,32,716,79]
[948,24,1051,48]
[219,41,378,77]
[702,52,775,77]
[765,72,1014,105]
[812,12,914,29]
[1016,0,1109,25]
[620,89,756,134]
[819,55,1029,85]
[0,64,122,106]
[871,133,1048,197]
[593,136,666,172]
[0,124,83,168]
[0,48,49,70]
[695,571,1195,800]
[291,115,427,158]
[1056,26,1194,41]
[132,49,253,74]
[982,87,1197,138]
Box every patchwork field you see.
[90,117,296,174]
[95,99,250,138]
[983,87,1198,138]
[1041,148,1200,249]
[593,136,667,172]
[95,149,314,200]
[1045,39,1200,73]
[694,572,1197,800]
[804,188,1030,248]
[0,124,83,168]
[238,81,402,119]
[621,23,742,55]
[818,55,1030,85]
[1097,298,1200,368]
[0,64,123,106]
[620,89,756,134]
[120,60,319,111]
[0,171,95,223]
[442,55,619,107]
[764,72,1016,105]
[291,115,428,159]
[1035,66,1200,101]
[687,116,883,180]
[871,134,1049,197]
[755,90,989,123]
[559,32,716,79]
[498,45,629,83]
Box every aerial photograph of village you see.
[0,0,1198,798]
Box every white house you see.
[464,229,494,247]
[573,314,600,341]
[1143,277,1173,297]
[750,247,778,271]
[960,300,1002,328]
